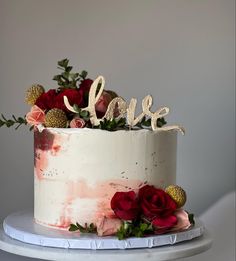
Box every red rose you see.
[35,89,57,110]
[54,89,83,112]
[139,185,177,230]
[78,79,93,105]
[111,191,139,221]
[79,78,93,94]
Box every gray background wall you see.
[0,0,235,260]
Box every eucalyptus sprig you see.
[116,221,154,240]
[0,114,27,130]
[69,222,97,233]
[53,58,88,90]
[137,116,167,129]
[72,105,90,121]
[97,118,127,131]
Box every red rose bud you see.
[111,191,139,221]
[35,89,57,111]
[70,117,85,128]
[78,79,93,106]
[138,185,177,221]
[54,89,83,112]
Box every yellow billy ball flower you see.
[45,109,68,128]
[25,84,45,105]
[165,185,187,208]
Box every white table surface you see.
[0,226,212,261]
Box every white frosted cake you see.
[34,127,177,229]
[1,60,194,240]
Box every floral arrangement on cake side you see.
[0,59,185,133]
[69,184,194,239]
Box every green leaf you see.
[80,110,89,118]
[6,120,15,127]
[147,223,153,231]
[116,118,126,127]
[52,75,61,81]
[188,213,195,225]
[69,222,97,234]
[116,220,155,240]
[0,114,27,129]
[69,224,79,232]
[157,117,167,127]
[18,117,25,123]
[140,223,148,231]
[62,72,70,79]
[70,73,79,80]
[75,222,86,232]
[73,104,80,113]
[1,114,7,121]
[88,223,97,233]
[80,70,88,79]
[142,118,151,127]
[58,58,69,68]
[65,66,73,72]
[54,60,85,89]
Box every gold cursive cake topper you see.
[64,76,185,134]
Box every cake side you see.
[34,128,177,229]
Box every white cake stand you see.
[0,210,212,261]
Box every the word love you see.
[64,76,184,133]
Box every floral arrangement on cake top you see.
[0,59,184,133]
[69,184,194,239]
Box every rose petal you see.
[152,215,177,229]
[96,216,122,236]
[170,209,191,232]
[26,105,45,126]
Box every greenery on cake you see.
[69,184,195,240]
[0,115,27,129]
[0,59,167,131]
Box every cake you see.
[1,59,194,239]
[34,127,177,228]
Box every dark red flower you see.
[78,79,93,106]
[35,89,57,111]
[152,215,178,234]
[95,91,113,117]
[111,191,139,221]
[54,89,83,112]
[139,185,177,230]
